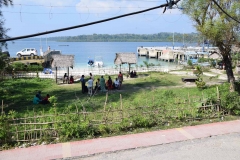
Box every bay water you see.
[6,41,189,67]
[6,41,198,76]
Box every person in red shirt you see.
[118,72,123,89]
[69,76,74,84]
[41,94,50,104]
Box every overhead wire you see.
[12,1,166,7]
[211,0,240,23]
[2,10,182,15]
[0,0,181,42]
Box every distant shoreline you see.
[15,32,200,43]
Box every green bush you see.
[195,66,206,89]
[221,91,240,115]
[0,115,11,145]
[187,60,193,66]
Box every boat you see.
[88,59,94,66]
[94,56,104,67]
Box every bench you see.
[182,77,198,82]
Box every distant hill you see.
[48,32,201,43]
[24,32,204,43]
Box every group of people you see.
[63,73,74,84]
[130,70,137,78]
[80,72,124,96]
[33,91,50,105]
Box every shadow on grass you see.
[1,74,185,115]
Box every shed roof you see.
[114,53,137,65]
[232,46,240,53]
[51,54,74,68]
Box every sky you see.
[2,0,196,38]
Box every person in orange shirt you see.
[118,72,123,89]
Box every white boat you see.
[94,56,104,67]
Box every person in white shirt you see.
[114,78,119,89]
[87,77,93,95]
[90,73,94,81]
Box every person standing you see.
[87,77,93,96]
[63,73,68,83]
[118,72,123,89]
[100,76,106,92]
[80,75,86,94]
[114,78,120,89]
[90,73,94,81]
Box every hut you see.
[114,53,137,73]
[43,50,61,67]
[137,47,147,56]
[51,54,74,83]
[209,52,222,60]
[147,48,162,58]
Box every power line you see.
[212,0,240,23]
[13,1,165,7]
[0,0,181,42]
[2,10,182,15]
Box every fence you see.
[1,65,183,80]
[1,90,228,143]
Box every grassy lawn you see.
[1,70,240,148]
[0,71,222,116]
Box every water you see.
[6,41,191,70]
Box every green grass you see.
[0,71,221,116]
[1,71,240,148]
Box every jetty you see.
[137,46,221,64]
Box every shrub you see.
[194,66,206,89]
[0,115,11,145]
[221,91,240,115]
[187,59,193,67]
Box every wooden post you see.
[24,114,26,141]
[188,92,190,104]
[120,64,121,72]
[16,126,19,141]
[104,92,108,112]
[55,67,57,84]
[67,67,70,83]
[216,86,220,112]
[120,94,123,120]
[34,108,37,140]
[1,100,3,115]
[128,63,131,73]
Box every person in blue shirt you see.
[33,94,41,104]
[80,75,86,94]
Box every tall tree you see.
[0,0,12,79]
[0,0,13,49]
[181,0,240,86]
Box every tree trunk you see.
[223,55,235,91]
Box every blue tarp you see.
[43,68,53,74]
[88,59,94,66]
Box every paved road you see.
[76,133,240,160]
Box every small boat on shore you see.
[88,59,94,66]
[94,56,104,67]
[87,56,104,67]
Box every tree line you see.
[45,32,204,43]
